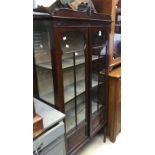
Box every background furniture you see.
[33,102,44,138]
[93,0,121,70]
[92,0,121,142]
[33,98,66,155]
[107,66,121,142]
[33,6,111,154]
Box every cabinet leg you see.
[103,127,106,142]
[110,137,116,143]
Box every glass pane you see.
[63,67,75,103]
[92,48,106,85]
[91,84,105,114]
[61,32,85,53]
[62,53,74,69]
[33,21,52,69]
[33,20,55,105]
[91,86,98,113]
[91,47,106,114]
[65,99,76,133]
[76,56,86,125]
[36,67,54,105]
[92,30,107,47]
[61,31,86,132]
[77,93,86,124]
[76,64,85,95]
[75,51,85,65]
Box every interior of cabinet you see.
[61,31,86,133]
[33,20,55,105]
[34,21,52,68]
[91,60,105,114]
[60,30,105,133]
[65,94,86,133]
[34,26,108,134]
[90,29,108,115]
[36,67,54,104]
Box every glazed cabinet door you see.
[33,19,55,106]
[89,27,109,135]
[55,27,89,152]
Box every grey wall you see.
[33,0,56,8]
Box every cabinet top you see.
[108,66,121,78]
[33,8,112,23]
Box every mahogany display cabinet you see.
[33,8,111,154]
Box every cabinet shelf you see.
[62,49,84,54]
[64,79,98,103]
[36,55,99,70]
[36,62,52,70]
[40,91,55,105]
[92,45,106,50]
[37,78,98,105]
[62,55,98,69]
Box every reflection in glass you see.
[61,31,85,53]
[92,30,107,47]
